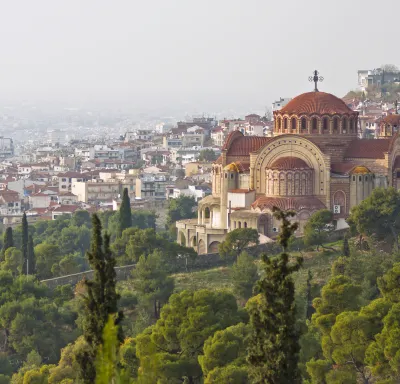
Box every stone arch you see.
[291,117,297,131]
[179,231,186,246]
[333,190,347,215]
[253,135,329,199]
[208,241,220,253]
[258,214,268,236]
[190,235,197,247]
[198,239,206,254]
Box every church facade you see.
[176,88,400,254]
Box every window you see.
[283,118,288,130]
[342,118,347,133]
[312,118,318,131]
[61,185,67,189]
[277,118,281,131]
[238,222,242,228]
[323,117,329,130]
[333,118,339,132]
[62,178,67,182]
[301,118,307,130]
[244,222,248,228]
[359,176,362,182]
[353,176,356,181]
[230,173,234,179]
[291,118,297,131]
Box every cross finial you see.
[308,70,324,92]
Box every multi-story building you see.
[89,145,121,161]
[72,180,122,203]
[135,173,170,200]
[58,171,91,192]
[0,190,22,216]
[181,130,205,147]
[0,137,14,159]
[272,97,292,111]
[358,68,400,92]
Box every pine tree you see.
[21,212,28,275]
[1,227,13,259]
[342,235,350,257]
[27,235,35,275]
[247,207,303,384]
[77,214,123,384]
[119,188,132,236]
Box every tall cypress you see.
[77,214,123,384]
[342,235,350,257]
[247,207,303,384]
[21,212,28,275]
[119,187,132,236]
[1,227,13,258]
[27,235,35,275]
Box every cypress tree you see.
[342,235,350,257]
[119,188,132,236]
[1,227,13,258]
[21,212,28,275]
[77,214,123,384]
[27,235,35,275]
[247,207,303,384]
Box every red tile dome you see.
[269,156,310,170]
[278,92,354,115]
[382,114,400,125]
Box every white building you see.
[272,97,292,111]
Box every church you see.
[176,74,400,254]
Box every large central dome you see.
[279,92,353,115]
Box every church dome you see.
[269,156,310,170]
[279,92,353,115]
[382,114,400,125]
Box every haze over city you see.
[0,0,399,112]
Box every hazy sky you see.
[0,0,399,112]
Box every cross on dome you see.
[308,70,324,92]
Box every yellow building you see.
[177,86,400,254]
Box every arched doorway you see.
[190,236,197,247]
[198,239,206,254]
[179,232,186,246]
[258,215,268,236]
[208,241,220,253]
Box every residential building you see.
[135,173,170,200]
[272,97,292,111]
[0,190,22,216]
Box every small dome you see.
[351,166,371,174]
[269,157,311,170]
[278,92,354,115]
[224,162,240,172]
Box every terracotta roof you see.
[278,92,355,115]
[269,157,310,170]
[382,114,400,125]
[222,131,271,156]
[345,139,391,159]
[251,196,326,211]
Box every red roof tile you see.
[382,114,400,125]
[278,92,355,115]
[251,196,325,211]
[222,131,271,156]
[269,157,310,170]
[345,139,391,159]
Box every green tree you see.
[27,235,35,275]
[1,227,13,259]
[247,207,303,384]
[349,187,400,251]
[136,289,244,383]
[166,195,197,228]
[22,212,28,275]
[71,210,91,227]
[131,250,174,319]
[303,209,334,251]
[76,214,123,384]
[198,149,217,162]
[231,251,258,301]
[218,228,259,260]
[199,323,250,382]
[342,235,350,257]
[119,188,132,236]
[1,247,23,275]
[34,243,61,279]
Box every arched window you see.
[349,118,353,133]
[244,222,247,228]
[283,118,288,131]
[291,118,297,131]
[333,117,339,132]
[277,118,281,132]
[238,221,242,229]
[301,117,307,130]
[312,118,318,131]
[323,117,329,131]
[342,118,347,133]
